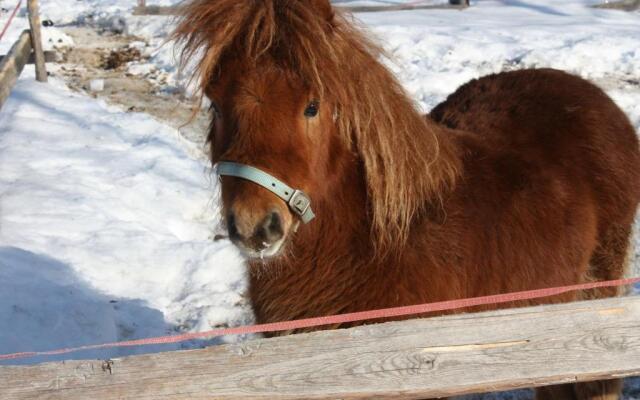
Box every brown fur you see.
[173,1,640,398]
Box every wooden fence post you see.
[138,0,146,7]
[26,0,47,82]
[0,31,32,110]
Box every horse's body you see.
[174,1,640,398]
[250,68,640,326]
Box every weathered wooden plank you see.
[132,3,468,16]
[592,0,640,11]
[0,50,57,65]
[27,0,47,82]
[132,5,179,16]
[338,3,467,12]
[137,0,640,15]
[0,31,32,111]
[1,296,640,399]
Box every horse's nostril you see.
[255,212,284,245]
[227,213,241,242]
[228,211,284,252]
[268,212,284,236]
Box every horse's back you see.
[429,69,640,399]
[431,68,640,229]
[420,68,640,303]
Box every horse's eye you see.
[210,101,221,117]
[304,101,319,118]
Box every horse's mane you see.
[173,0,460,253]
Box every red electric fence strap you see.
[0,276,638,362]
[0,0,23,42]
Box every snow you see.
[0,69,253,364]
[0,1,639,396]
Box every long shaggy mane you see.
[173,0,459,252]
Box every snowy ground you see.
[1,0,640,397]
[0,69,254,364]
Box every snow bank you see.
[0,69,252,364]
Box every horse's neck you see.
[297,159,371,258]
[317,119,459,252]
[248,125,460,323]
[248,158,372,322]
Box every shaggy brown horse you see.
[174,1,640,398]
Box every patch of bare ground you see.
[52,27,209,151]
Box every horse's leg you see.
[536,383,577,399]
[535,380,622,400]
[581,223,632,299]
[535,223,632,400]
[573,379,623,400]
[573,223,632,400]
[534,367,623,399]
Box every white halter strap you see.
[216,162,316,224]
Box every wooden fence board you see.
[335,3,467,12]
[1,296,640,399]
[0,31,32,111]
[132,2,468,16]
[592,0,640,11]
[0,51,57,65]
[132,5,179,16]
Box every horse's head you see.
[174,0,458,260]
[175,0,349,259]
[207,62,341,258]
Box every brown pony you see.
[173,1,640,398]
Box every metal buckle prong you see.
[288,190,311,216]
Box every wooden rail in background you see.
[0,50,56,65]
[0,31,32,110]
[592,0,640,10]
[338,2,467,12]
[133,1,469,16]
[1,296,640,399]
[0,0,49,110]
[133,0,640,15]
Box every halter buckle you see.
[288,190,311,217]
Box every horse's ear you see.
[310,0,335,23]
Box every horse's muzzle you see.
[227,211,285,258]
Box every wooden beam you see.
[27,0,47,82]
[0,51,57,65]
[1,296,640,399]
[338,3,468,12]
[132,3,468,16]
[132,5,178,16]
[592,0,640,11]
[0,31,32,111]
